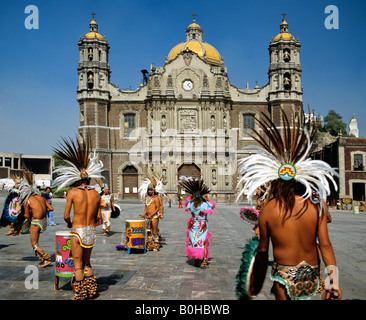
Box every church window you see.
[243,114,255,136]
[354,154,364,171]
[124,113,135,136]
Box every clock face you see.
[183,80,193,91]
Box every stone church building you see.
[76,14,303,201]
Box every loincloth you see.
[271,260,320,300]
[71,226,97,248]
[31,218,47,232]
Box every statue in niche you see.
[154,76,160,88]
[203,74,209,88]
[216,77,222,89]
[212,169,217,185]
[225,80,229,91]
[210,115,216,132]
[167,75,173,87]
[162,169,167,185]
[161,114,167,132]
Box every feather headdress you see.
[177,176,211,197]
[236,108,338,214]
[52,136,104,191]
[19,169,41,204]
[138,170,166,199]
[0,178,15,191]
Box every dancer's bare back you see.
[258,196,334,266]
[64,186,101,228]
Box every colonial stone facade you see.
[76,15,303,201]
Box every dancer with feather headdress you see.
[177,176,215,268]
[1,174,25,235]
[139,172,165,251]
[20,169,53,268]
[53,135,103,300]
[235,108,342,300]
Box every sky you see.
[0,0,365,155]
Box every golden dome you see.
[85,32,105,40]
[187,22,202,29]
[168,40,221,66]
[90,19,97,25]
[273,32,295,41]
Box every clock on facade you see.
[183,80,193,91]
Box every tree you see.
[319,110,347,136]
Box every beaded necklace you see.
[145,195,154,206]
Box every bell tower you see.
[77,13,110,101]
[77,13,111,151]
[268,14,302,106]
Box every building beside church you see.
[76,14,303,201]
[0,152,53,188]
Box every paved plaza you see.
[0,190,365,301]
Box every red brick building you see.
[312,137,366,203]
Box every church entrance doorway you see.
[122,166,138,199]
[177,163,201,199]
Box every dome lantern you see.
[167,14,222,66]
[273,12,295,42]
[84,12,105,40]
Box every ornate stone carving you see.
[179,109,197,131]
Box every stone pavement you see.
[0,190,365,301]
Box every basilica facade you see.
[76,15,303,201]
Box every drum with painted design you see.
[125,219,146,252]
[55,231,74,278]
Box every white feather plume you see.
[19,178,41,204]
[52,152,104,192]
[138,177,153,200]
[237,139,339,214]
[0,178,15,191]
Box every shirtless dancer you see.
[20,172,53,268]
[53,136,104,300]
[256,183,341,300]
[142,186,161,251]
[237,109,342,300]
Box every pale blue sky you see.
[0,0,365,155]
